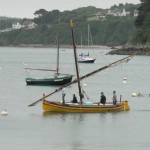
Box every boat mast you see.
[81,35,82,47]
[87,24,91,56]
[56,32,59,75]
[89,25,93,46]
[88,24,89,48]
[70,20,83,104]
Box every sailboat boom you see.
[25,68,57,71]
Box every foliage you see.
[0,17,136,46]
[135,0,150,28]
[132,0,150,46]
[131,27,150,45]
[33,6,103,26]
[111,3,140,11]
[0,5,139,46]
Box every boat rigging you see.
[28,20,134,113]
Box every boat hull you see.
[43,100,130,113]
[26,75,73,86]
[78,58,95,63]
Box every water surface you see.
[0,47,150,150]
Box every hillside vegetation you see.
[0,4,140,47]
[131,0,150,46]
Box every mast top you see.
[70,20,73,28]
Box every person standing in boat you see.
[62,88,66,104]
[100,92,106,105]
[112,91,117,105]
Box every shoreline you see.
[107,46,150,56]
[0,44,111,49]
[1,44,150,55]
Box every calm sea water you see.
[0,47,150,150]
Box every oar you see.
[28,54,134,107]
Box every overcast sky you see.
[0,0,140,18]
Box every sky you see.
[0,0,141,18]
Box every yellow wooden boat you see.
[28,20,133,113]
[43,100,130,113]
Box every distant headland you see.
[107,46,150,56]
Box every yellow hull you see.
[43,100,130,113]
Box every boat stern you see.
[122,100,130,111]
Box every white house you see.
[27,22,37,29]
[107,8,129,17]
[23,20,37,29]
[134,9,138,16]
[12,22,22,29]
[120,8,127,16]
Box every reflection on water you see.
[42,111,130,123]
[43,111,86,122]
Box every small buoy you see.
[132,93,138,97]
[83,83,87,86]
[1,109,8,116]
[123,78,127,83]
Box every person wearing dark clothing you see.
[100,92,106,105]
[72,94,78,103]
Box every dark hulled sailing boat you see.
[25,33,73,86]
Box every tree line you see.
[0,3,143,47]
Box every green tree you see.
[135,0,150,28]
[34,9,48,17]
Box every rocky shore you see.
[107,46,150,56]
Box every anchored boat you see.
[25,32,73,86]
[78,24,96,63]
